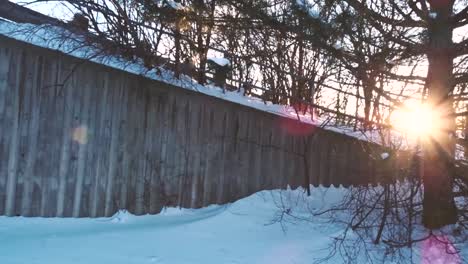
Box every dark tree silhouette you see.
[233,0,467,229]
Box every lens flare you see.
[421,235,461,264]
[391,101,442,138]
[72,125,88,145]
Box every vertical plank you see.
[273,127,286,190]
[193,103,207,208]
[333,137,347,187]
[164,96,180,207]
[72,67,92,217]
[182,100,197,208]
[32,54,51,216]
[140,86,152,214]
[236,109,250,198]
[202,109,216,206]
[310,133,321,187]
[252,116,263,192]
[90,74,110,217]
[151,93,164,211]
[155,93,171,208]
[21,55,43,216]
[246,112,258,194]
[260,127,274,190]
[134,82,150,214]
[5,50,24,216]
[208,107,224,204]
[265,129,277,190]
[324,134,335,188]
[285,134,297,188]
[222,109,237,203]
[55,59,75,216]
[276,127,288,188]
[318,132,330,187]
[295,136,306,189]
[341,140,352,187]
[16,51,37,216]
[119,78,136,212]
[61,62,83,217]
[81,65,100,217]
[174,98,188,207]
[236,111,248,200]
[349,141,361,186]
[189,103,203,208]
[48,57,69,216]
[103,75,124,216]
[216,110,229,204]
[143,84,161,214]
[359,143,372,186]
[0,46,12,215]
[367,144,378,186]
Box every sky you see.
[10,0,468,43]
[11,0,74,20]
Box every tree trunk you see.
[196,21,207,85]
[174,23,181,78]
[422,1,457,229]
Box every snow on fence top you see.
[164,0,185,10]
[208,57,230,67]
[295,0,320,18]
[0,18,404,147]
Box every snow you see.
[208,57,230,67]
[0,188,345,264]
[0,187,465,263]
[429,12,437,19]
[332,42,342,50]
[380,152,390,160]
[165,0,185,10]
[295,0,320,18]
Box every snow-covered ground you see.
[0,187,465,264]
[0,188,340,264]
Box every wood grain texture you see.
[0,36,401,217]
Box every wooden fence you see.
[0,35,412,217]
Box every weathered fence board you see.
[0,35,408,217]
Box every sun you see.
[390,100,442,138]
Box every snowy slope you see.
[0,187,465,264]
[0,188,343,264]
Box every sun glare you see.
[391,101,442,138]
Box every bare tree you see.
[228,0,468,229]
[18,0,468,236]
